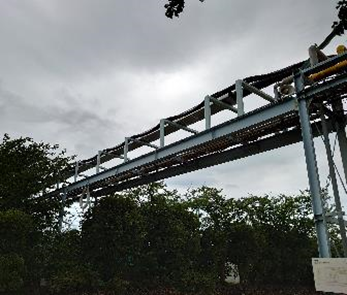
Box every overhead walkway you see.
[46,53,347,201]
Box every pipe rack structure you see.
[47,52,347,258]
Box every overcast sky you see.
[1,0,347,206]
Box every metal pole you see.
[332,100,347,186]
[96,150,101,174]
[124,138,129,162]
[58,190,66,232]
[204,96,211,129]
[74,161,79,182]
[242,81,275,103]
[309,45,319,66]
[295,72,331,258]
[236,80,244,116]
[320,106,347,257]
[160,119,165,148]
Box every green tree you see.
[186,187,318,286]
[0,134,73,231]
[81,193,145,291]
[186,187,234,283]
[164,0,346,43]
[0,135,73,294]
[81,182,211,293]
[45,230,100,294]
[0,210,35,256]
[231,192,317,285]
[333,0,347,34]
[138,183,202,292]
[0,210,34,294]
[0,253,25,294]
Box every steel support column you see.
[295,73,331,258]
[124,138,129,162]
[74,161,79,182]
[320,106,347,257]
[96,150,101,174]
[204,96,211,129]
[58,190,66,232]
[332,100,347,188]
[236,80,244,116]
[160,119,165,148]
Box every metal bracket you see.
[74,161,88,181]
[128,137,159,150]
[235,80,244,116]
[209,96,238,113]
[241,81,276,103]
[124,136,157,163]
[160,119,198,147]
[79,186,91,211]
[204,96,212,129]
[124,138,129,162]
[96,151,107,173]
[74,161,79,182]
[204,95,237,130]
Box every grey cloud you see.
[0,0,274,83]
[0,83,115,128]
[1,0,345,201]
[0,82,122,157]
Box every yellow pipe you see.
[309,59,347,82]
[309,44,347,82]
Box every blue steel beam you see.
[46,71,347,200]
[91,119,335,198]
[295,71,331,258]
[49,97,297,197]
[57,54,347,181]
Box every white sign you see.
[312,258,347,294]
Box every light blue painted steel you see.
[235,80,244,116]
[74,161,79,182]
[160,119,165,148]
[59,98,297,195]
[320,106,347,257]
[163,119,198,135]
[129,137,159,149]
[210,96,238,113]
[96,150,101,174]
[204,96,211,129]
[295,72,331,258]
[124,137,129,162]
[242,81,275,102]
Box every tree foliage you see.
[46,230,101,295]
[138,184,202,291]
[0,253,25,293]
[185,187,318,285]
[81,183,206,293]
[0,135,74,294]
[0,134,73,230]
[164,0,204,18]
[0,210,33,294]
[49,183,319,293]
[164,0,347,43]
[0,135,332,294]
[333,0,347,34]
[82,195,145,285]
